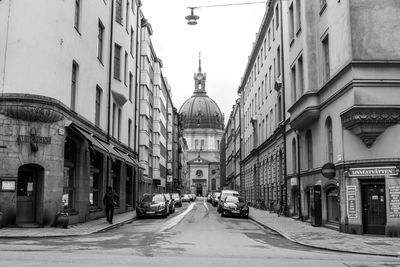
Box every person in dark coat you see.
[103,186,119,224]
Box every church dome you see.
[179,59,224,130]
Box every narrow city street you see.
[0,199,398,267]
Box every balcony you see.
[288,91,320,131]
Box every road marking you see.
[203,202,209,211]
[158,202,196,232]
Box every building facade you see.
[179,60,224,196]
[225,100,241,191]
[238,0,289,209]
[0,0,143,226]
[285,0,400,236]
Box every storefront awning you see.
[70,124,109,155]
[69,124,138,167]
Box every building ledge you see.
[341,106,400,148]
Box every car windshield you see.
[141,194,165,203]
[225,196,245,203]
[221,191,239,199]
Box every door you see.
[17,167,38,223]
[362,184,386,235]
[196,183,202,197]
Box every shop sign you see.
[347,185,357,218]
[1,179,16,191]
[17,135,51,144]
[389,186,400,218]
[348,166,398,177]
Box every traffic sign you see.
[321,162,336,179]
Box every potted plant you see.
[55,206,69,228]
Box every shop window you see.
[90,151,103,209]
[126,165,133,206]
[111,159,121,206]
[63,138,76,211]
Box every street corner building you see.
[231,0,400,237]
[0,0,145,227]
[179,59,224,196]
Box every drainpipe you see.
[106,0,115,188]
[279,0,288,208]
[296,130,303,220]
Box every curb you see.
[249,216,400,258]
[96,217,136,233]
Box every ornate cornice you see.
[0,104,63,123]
[341,106,400,148]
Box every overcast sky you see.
[141,0,266,123]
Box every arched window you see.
[326,117,333,162]
[292,138,297,173]
[306,129,313,170]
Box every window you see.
[126,0,129,31]
[264,39,267,59]
[272,19,275,40]
[97,20,104,62]
[277,46,281,77]
[322,34,330,83]
[95,86,102,126]
[71,61,79,110]
[195,140,199,150]
[74,0,81,31]
[306,130,313,169]
[89,152,102,208]
[326,117,333,162]
[320,0,327,12]
[201,139,204,149]
[298,56,304,94]
[118,108,121,140]
[130,27,134,56]
[296,0,301,32]
[265,74,268,99]
[126,166,133,206]
[261,81,265,102]
[114,44,121,80]
[291,65,296,103]
[277,95,282,122]
[275,4,279,29]
[112,103,116,137]
[265,115,269,138]
[128,119,132,147]
[269,66,272,93]
[124,51,128,85]
[115,0,123,24]
[292,138,297,173]
[268,29,271,49]
[261,48,264,66]
[129,72,133,101]
[289,3,294,41]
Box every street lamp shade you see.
[185,7,200,25]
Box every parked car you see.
[181,194,191,202]
[163,193,175,214]
[136,193,169,219]
[212,192,221,207]
[171,193,182,207]
[217,190,240,213]
[206,193,213,203]
[220,195,249,219]
[190,194,196,201]
[188,194,194,202]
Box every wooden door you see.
[17,169,37,223]
[362,184,386,235]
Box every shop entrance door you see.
[17,165,40,223]
[362,183,386,235]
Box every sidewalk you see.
[0,210,136,238]
[249,207,400,257]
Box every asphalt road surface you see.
[0,198,399,267]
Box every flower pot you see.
[55,213,69,228]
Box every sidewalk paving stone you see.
[248,207,400,257]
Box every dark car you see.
[172,193,182,207]
[212,192,221,207]
[136,193,169,219]
[163,193,175,214]
[217,190,240,213]
[220,195,249,218]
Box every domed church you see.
[179,58,224,196]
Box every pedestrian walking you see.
[103,186,119,224]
